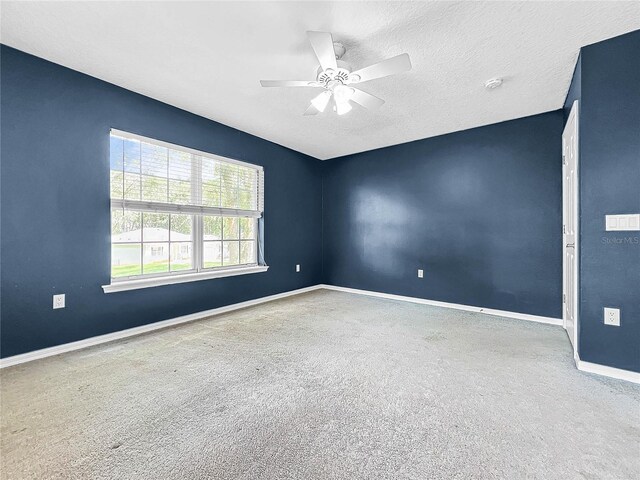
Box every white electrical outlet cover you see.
[418,269,424,278]
[53,294,65,309]
[604,307,620,326]
[296,264,300,272]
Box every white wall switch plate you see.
[417,269,424,278]
[53,294,65,309]
[604,307,620,326]
[606,214,640,231]
[296,264,301,272]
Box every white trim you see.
[103,265,269,293]
[0,285,322,369]
[575,354,640,384]
[318,284,563,326]
[110,128,263,172]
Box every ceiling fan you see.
[260,31,412,116]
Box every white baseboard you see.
[0,285,323,369]
[575,355,640,384]
[318,284,563,326]
[4,283,636,385]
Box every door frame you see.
[563,100,580,361]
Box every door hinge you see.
[563,225,566,234]
[563,294,566,303]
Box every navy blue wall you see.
[0,46,323,358]
[573,31,640,372]
[323,111,564,318]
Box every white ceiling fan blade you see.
[260,80,318,87]
[307,31,338,72]
[303,104,320,116]
[349,53,412,83]
[350,88,385,110]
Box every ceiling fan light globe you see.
[333,84,355,103]
[310,91,332,112]
[336,100,352,116]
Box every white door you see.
[562,101,579,356]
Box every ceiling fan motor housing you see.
[316,60,359,86]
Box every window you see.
[104,129,266,293]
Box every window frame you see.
[103,129,267,293]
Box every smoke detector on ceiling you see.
[485,77,504,90]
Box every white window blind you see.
[110,129,264,218]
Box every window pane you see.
[239,218,255,239]
[238,190,254,210]
[168,179,191,204]
[223,217,239,240]
[168,150,191,180]
[112,244,141,277]
[143,243,169,274]
[220,163,239,208]
[123,139,141,173]
[170,242,192,272]
[240,241,255,265]
[223,241,240,266]
[142,213,169,241]
[170,214,192,241]
[238,166,256,191]
[141,143,168,177]
[142,175,168,202]
[110,170,124,199]
[124,172,141,200]
[111,210,141,242]
[203,241,222,268]
[202,157,219,182]
[110,136,124,170]
[202,179,221,207]
[203,216,222,240]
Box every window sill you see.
[102,265,269,293]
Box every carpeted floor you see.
[1,289,639,479]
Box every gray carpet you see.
[1,290,639,479]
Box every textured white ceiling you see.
[2,1,639,159]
